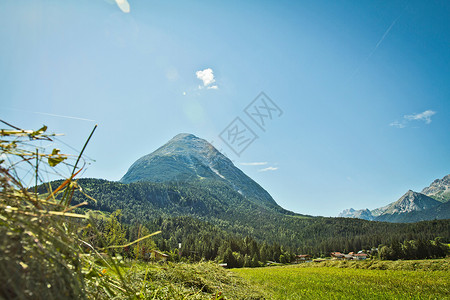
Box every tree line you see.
[378,238,448,260]
[82,209,449,268]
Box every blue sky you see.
[1,0,449,216]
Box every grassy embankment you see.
[232,259,450,299]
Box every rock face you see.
[421,174,450,203]
[338,208,356,218]
[382,200,450,223]
[338,208,374,221]
[352,209,374,221]
[338,174,450,223]
[120,133,279,208]
[383,190,440,215]
[375,190,441,222]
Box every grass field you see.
[233,260,450,299]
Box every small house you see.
[353,253,368,260]
[331,252,345,260]
[295,254,312,263]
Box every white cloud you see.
[182,92,187,96]
[389,121,406,128]
[404,110,436,124]
[241,162,268,166]
[259,166,278,172]
[196,68,217,89]
[390,110,436,129]
[115,0,130,13]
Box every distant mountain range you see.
[338,175,450,222]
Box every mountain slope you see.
[421,174,450,203]
[385,201,450,223]
[338,208,374,221]
[375,190,441,222]
[120,133,279,209]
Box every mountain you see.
[337,208,374,220]
[370,204,390,217]
[375,190,441,222]
[382,200,450,223]
[350,208,374,220]
[338,174,450,222]
[421,174,450,203]
[121,133,279,209]
[338,208,356,218]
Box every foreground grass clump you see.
[123,261,264,299]
[233,263,450,299]
[0,123,264,299]
[1,124,143,299]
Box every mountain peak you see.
[120,133,279,209]
[172,133,200,140]
[384,190,440,215]
[404,190,416,197]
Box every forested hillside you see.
[42,178,450,258]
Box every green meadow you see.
[232,261,450,299]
